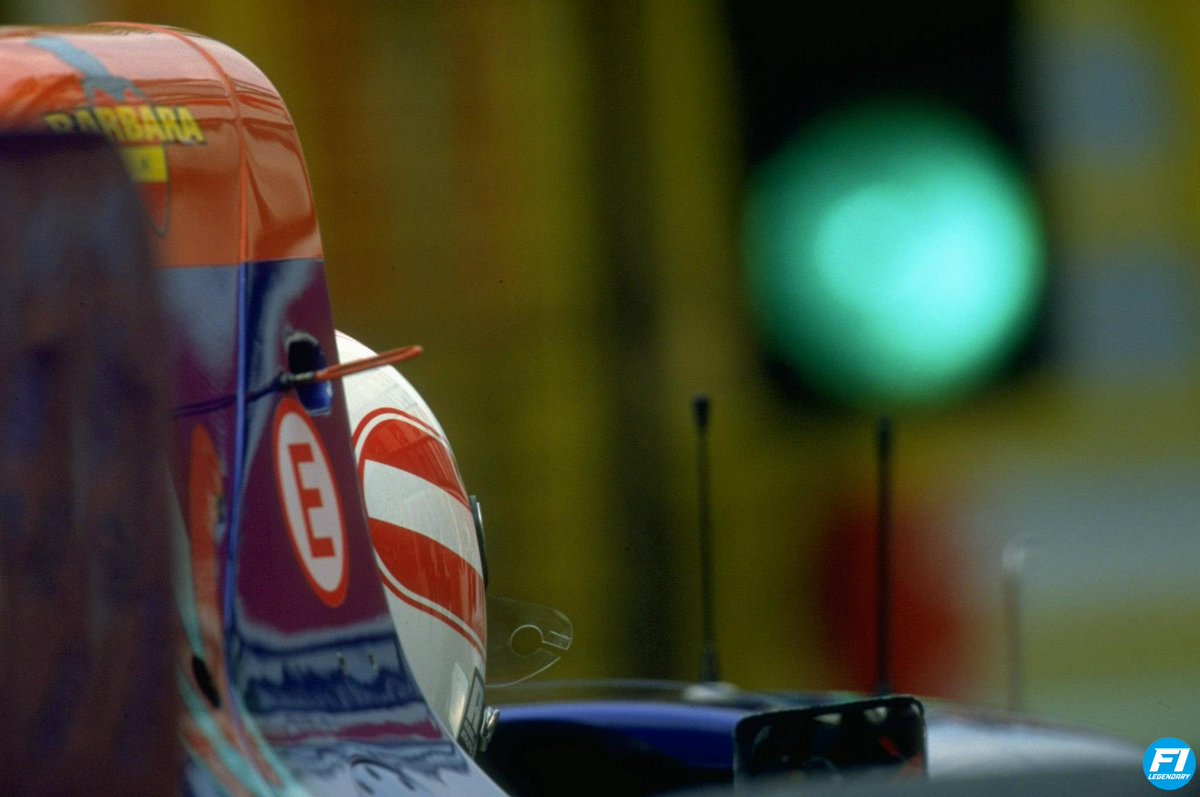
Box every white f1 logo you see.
[1150,748,1191,774]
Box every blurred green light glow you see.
[744,100,1044,407]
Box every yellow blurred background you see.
[5,0,1197,746]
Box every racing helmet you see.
[336,331,487,751]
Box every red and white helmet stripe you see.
[336,331,486,749]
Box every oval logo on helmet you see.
[353,408,486,653]
[274,396,348,607]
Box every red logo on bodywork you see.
[274,397,348,608]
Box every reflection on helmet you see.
[336,331,574,754]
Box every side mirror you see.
[734,695,926,783]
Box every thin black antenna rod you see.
[875,416,893,696]
[693,393,719,682]
[1003,539,1028,713]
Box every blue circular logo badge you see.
[1145,738,1195,791]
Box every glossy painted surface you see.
[0,23,319,267]
[482,681,1141,786]
[495,697,1141,775]
[493,701,744,772]
[0,24,504,796]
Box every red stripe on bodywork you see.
[356,413,469,508]
[369,518,486,647]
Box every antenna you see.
[1003,539,1028,712]
[283,344,423,386]
[693,393,719,682]
[875,416,892,696]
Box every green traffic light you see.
[744,99,1044,407]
